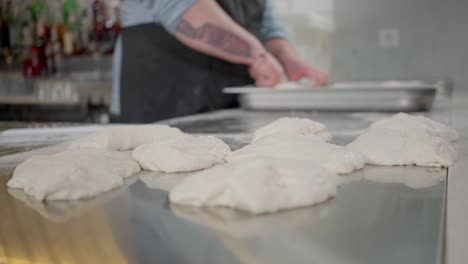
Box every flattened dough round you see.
[132,135,231,173]
[170,158,337,214]
[347,113,458,167]
[69,124,183,151]
[252,118,331,143]
[8,150,141,200]
[228,133,364,175]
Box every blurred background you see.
[0,0,466,124]
[0,0,119,124]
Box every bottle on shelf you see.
[20,18,34,77]
[30,0,45,21]
[22,47,33,77]
[0,0,12,67]
[34,19,48,75]
[78,8,91,55]
[30,45,40,76]
[11,0,121,70]
[46,36,56,74]
[62,30,73,56]
[105,1,121,54]
[63,0,78,56]
[49,24,61,72]
[7,0,25,66]
[92,0,107,42]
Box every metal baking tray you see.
[224,81,437,112]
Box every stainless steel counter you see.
[0,97,462,264]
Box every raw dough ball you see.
[252,118,331,143]
[68,124,183,151]
[169,158,337,214]
[228,133,364,175]
[132,135,231,173]
[347,113,458,167]
[8,150,141,200]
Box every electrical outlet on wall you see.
[378,28,399,48]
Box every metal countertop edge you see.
[445,90,468,264]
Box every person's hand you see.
[281,56,328,86]
[249,52,284,87]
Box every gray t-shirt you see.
[111,0,288,114]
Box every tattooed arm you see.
[175,0,283,87]
[175,0,264,64]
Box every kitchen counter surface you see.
[444,90,468,264]
[0,94,466,264]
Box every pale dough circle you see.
[229,133,364,175]
[170,158,337,214]
[347,113,458,167]
[8,150,141,200]
[68,124,183,151]
[132,135,231,173]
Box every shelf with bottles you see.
[0,0,120,78]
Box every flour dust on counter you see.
[68,124,184,151]
[348,113,459,167]
[228,133,365,175]
[132,134,231,173]
[169,158,337,214]
[7,150,141,200]
[252,117,332,143]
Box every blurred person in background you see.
[111,0,328,123]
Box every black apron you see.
[119,0,266,123]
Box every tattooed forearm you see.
[178,19,252,58]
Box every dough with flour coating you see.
[8,150,141,200]
[252,117,331,143]
[69,124,183,151]
[228,133,364,175]
[132,135,230,173]
[347,113,458,167]
[170,158,337,214]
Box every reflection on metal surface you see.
[1,162,446,264]
[6,178,137,222]
[138,170,189,192]
[170,199,336,238]
[339,165,446,189]
[171,200,336,264]
[0,175,130,264]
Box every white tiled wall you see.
[273,0,333,70]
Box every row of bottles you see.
[0,0,121,77]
